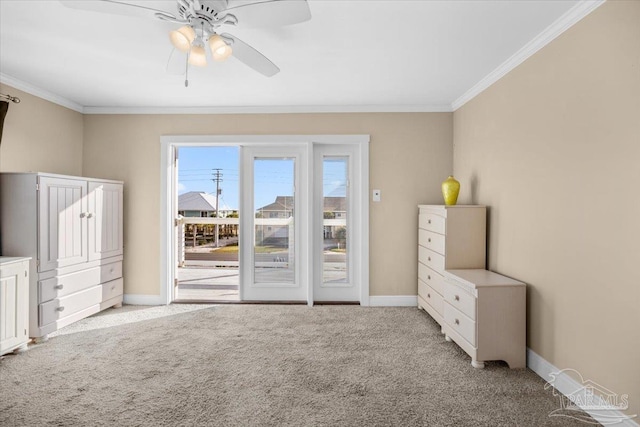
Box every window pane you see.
[254,158,295,284]
[323,157,348,283]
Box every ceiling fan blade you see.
[221,33,279,77]
[225,0,311,28]
[59,0,178,21]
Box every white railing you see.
[177,216,346,267]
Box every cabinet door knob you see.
[427,257,431,261]
[428,238,431,242]
[428,219,431,224]
[80,212,86,218]
[454,295,460,301]
[454,318,460,325]
[87,212,94,219]
[427,275,431,280]
[56,306,65,312]
[427,293,431,298]
[54,284,64,290]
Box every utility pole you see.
[212,168,223,247]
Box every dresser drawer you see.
[418,229,445,255]
[39,285,102,327]
[39,267,102,303]
[418,212,446,234]
[418,246,445,273]
[444,303,476,347]
[418,280,444,316]
[418,263,444,295]
[102,278,123,302]
[100,261,122,283]
[444,282,477,320]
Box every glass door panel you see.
[322,157,348,284]
[253,158,295,284]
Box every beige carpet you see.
[0,305,595,426]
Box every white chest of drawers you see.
[417,205,486,327]
[442,269,526,369]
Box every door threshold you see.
[172,299,307,305]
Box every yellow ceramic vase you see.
[442,175,460,206]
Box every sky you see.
[178,146,347,211]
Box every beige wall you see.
[453,0,640,417]
[0,84,83,175]
[82,113,453,298]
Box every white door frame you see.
[159,135,370,306]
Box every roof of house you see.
[257,196,294,212]
[257,196,346,212]
[178,192,217,212]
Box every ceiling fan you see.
[59,0,311,84]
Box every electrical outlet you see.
[373,189,381,202]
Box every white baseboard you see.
[527,348,638,426]
[369,295,418,307]
[123,294,165,306]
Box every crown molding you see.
[451,0,606,111]
[0,73,450,114]
[82,104,453,115]
[0,73,84,113]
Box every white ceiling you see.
[0,0,598,113]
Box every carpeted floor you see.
[0,305,595,426]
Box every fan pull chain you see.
[185,52,190,87]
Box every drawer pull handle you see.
[454,295,460,301]
[427,293,431,298]
[54,284,64,290]
[111,285,116,290]
[427,256,431,261]
[427,275,431,280]
[454,318,460,325]
[56,306,65,312]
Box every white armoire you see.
[0,173,124,341]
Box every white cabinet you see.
[417,205,486,326]
[1,173,124,340]
[442,269,526,369]
[0,257,30,355]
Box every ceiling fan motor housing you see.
[177,0,229,24]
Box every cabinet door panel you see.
[88,182,123,261]
[38,177,88,272]
[0,261,29,354]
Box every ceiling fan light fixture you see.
[169,25,196,52]
[209,35,232,61]
[188,44,207,67]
